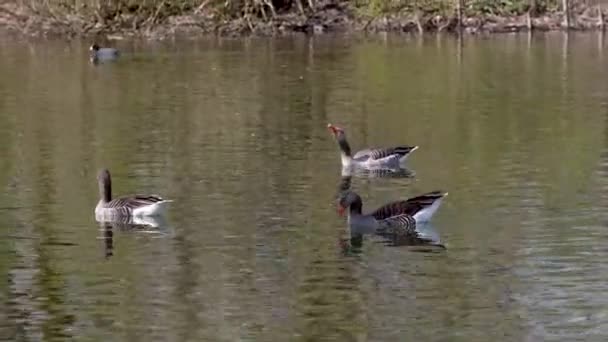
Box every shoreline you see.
[1,1,606,39]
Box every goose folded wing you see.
[354,146,417,161]
[106,195,165,209]
[371,191,445,219]
[371,201,418,219]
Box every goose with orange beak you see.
[327,123,418,169]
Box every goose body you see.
[328,123,418,169]
[338,191,447,239]
[95,169,172,220]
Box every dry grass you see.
[0,0,605,36]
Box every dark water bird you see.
[89,43,120,63]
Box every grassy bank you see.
[0,0,606,38]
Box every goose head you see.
[327,123,352,157]
[337,191,363,217]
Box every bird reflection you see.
[338,234,364,256]
[101,222,114,259]
[377,222,446,250]
[97,215,171,259]
[341,165,415,179]
[96,214,169,229]
[339,222,446,253]
[336,174,353,203]
[89,56,114,66]
[334,166,415,207]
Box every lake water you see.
[0,32,607,341]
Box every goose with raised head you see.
[95,168,172,220]
[337,190,448,238]
[327,123,418,169]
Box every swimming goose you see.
[327,123,418,169]
[337,190,447,238]
[95,168,172,220]
[89,44,120,61]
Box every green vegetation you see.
[0,0,603,36]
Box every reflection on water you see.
[98,216,172,259]
[380,222,445,248]
[341,165,416,179]
[0,33,608,341]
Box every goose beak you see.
[327,123,338,135]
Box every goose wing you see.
[354,146,418,161]
[106,195,165,209]
[371,191,447,219]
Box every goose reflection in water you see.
[341,165,416,179]
[377,222,445,249]
[340,223,445,255]
[97,215,171,259]
[335,166,415,207]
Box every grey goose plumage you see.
[327,123,418,169]
[338,190,447,239]
[95,168,172,220]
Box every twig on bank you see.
[195,0,212,14]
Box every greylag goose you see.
[95,168,172,219]
[327,123,418,169]
[338,190,448,238]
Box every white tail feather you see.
[413,197,445,223]
[132,200,172,217]
[399,146,418,163]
